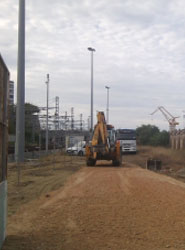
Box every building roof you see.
[0,54,9,74]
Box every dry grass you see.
[7,146,185,217]
[7,153,85,216]
[124,146,185,171]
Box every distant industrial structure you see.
[38,97,90,150]
[150,106,184,150]
[151,106,179,132]
[39,96,89,132]
[7,93,90,156]
[9,80,14,105]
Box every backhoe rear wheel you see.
[112,155,122,167]
[112,160,120,166]
[86,159,96,166]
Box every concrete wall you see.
[170,130,185,150]
[0,181,7,249]
[0,54,9,249]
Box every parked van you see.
[66,141,86,156]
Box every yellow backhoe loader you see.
[86,112,122,166]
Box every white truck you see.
[116,129,137,154]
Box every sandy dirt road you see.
[3,162,185,250]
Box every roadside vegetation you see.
[136,124,169,147]
[8,103,41,151]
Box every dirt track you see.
[3,162,185,250]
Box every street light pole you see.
[88,47,95,132]
[105,86,110,124]
[15,0,25,163]
[46,74,49,153]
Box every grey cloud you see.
[1,0,185,130]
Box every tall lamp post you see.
[87,47,95,132]
[15,0,25,163]
[105,86,110,124]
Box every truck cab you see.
[116,129,137,154]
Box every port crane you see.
[150,106,179,132]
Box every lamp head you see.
[88,47,96,52]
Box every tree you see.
[157,130,169,146]
[136,124,169,147]
[8,103,40,145]
[136,125,160,145]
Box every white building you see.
[9,80,14,105]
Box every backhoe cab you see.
[86,112,122,166]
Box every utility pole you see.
[71,107,74,130]
[55,96,59,130]
[15,0,25,164]
[80,113,83,131]
[54,96,59,149]
[65,111,68,130]
[87,116,91,131]
[45,74,49,153]
[87,47,95,132]
[39,129,41,156]
[105,86,110,124]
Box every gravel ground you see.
[3,161,185,250]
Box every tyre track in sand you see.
[3,164,185,250]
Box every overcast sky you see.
[1,0,185,130]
